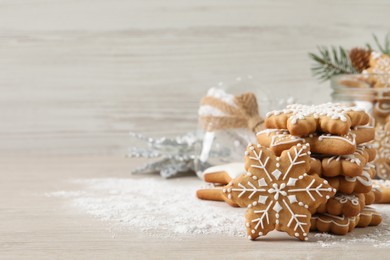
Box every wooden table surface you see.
[1,1,390,259]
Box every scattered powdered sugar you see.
[47,177,246,238]
[312,204,390,248]
[47,176,390,247]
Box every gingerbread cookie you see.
[309,158,322,176]
[196,186,239,207]
[337,75,372,88]
[373,121,390,179]
[256,128,374,156]
[364,52,390,88]
[202,163,245,184]
[265,103,369,136]
[310,214,359,235]
[314,193,365,217]
[197,163,246,207]
[374,99,390,119]
[324,164,374,194]
[363,185,383,205]
[373,180,390,203]
[220,144,335,241]
[309,147,371,178]
[357,207,382,227]
[197,164,338,211]
[353,125,377,144]
[359,144,377,162]
[363,191,376,205]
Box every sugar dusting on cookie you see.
[47,176,390,247]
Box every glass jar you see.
[194,75,296,178]
[331,74,390,179]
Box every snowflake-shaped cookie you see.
[364,52,390,88]
[265,103,369,136]
[222,144,335,241]
[373,122,390,179]
[256,128,358,156]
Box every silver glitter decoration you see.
[128,132,203,178]
[128,131,250,178]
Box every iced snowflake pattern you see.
[223,143,336,241]
[266,103,361,124]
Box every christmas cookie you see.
[373,180,390,203]
[363,185,383,205]
[314,193,365,217]
[364,52,390,88]
[221,144,335,241]
[197,163,338,211]
[265,103,369,136]
[256,127,374,156]
[357,207,382,227]
[359,144,377,162]
[374,99,390,119]
[310,214,359,235]
[197,163,245,207]
[325,165,374,194]
[196,186,238,207]
[353,125,377,144]
[363,191,376,205]
[311,147,371,178]
[337,75,371,88]
[373,121,390,179]
[309,161,376,194]
[201,163,245,184]
[309,158,322,176]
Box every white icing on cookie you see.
[345,171,372,186]
[256,129,289,136]
[334,194,360,206]
[312,213,357,227]
[326,156,341,165]
[225,144,333,240]
[375,98,390,114]
[326,153,361,166]
[270,134,305,147]
[359,207,381,217]
[261,131,356,148]
[266,103,362,124]
[353,124,375,130]
[318,132,356,146]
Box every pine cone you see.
[349,48,371,72]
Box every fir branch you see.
[372,33,390,55]
[365,43,372,51]
[309,46,357,81]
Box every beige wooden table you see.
[1,1,390,259]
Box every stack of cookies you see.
[257,103,382,235]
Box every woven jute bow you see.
[199,90,264,133]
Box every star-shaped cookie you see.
[265,103,369,136]
[222,144,335,241]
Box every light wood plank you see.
[0,1,390,258]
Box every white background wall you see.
[0,0,389,156]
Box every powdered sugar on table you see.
[47,176,390,247]
[47,177,246,238]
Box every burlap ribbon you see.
[199,91,264,133]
